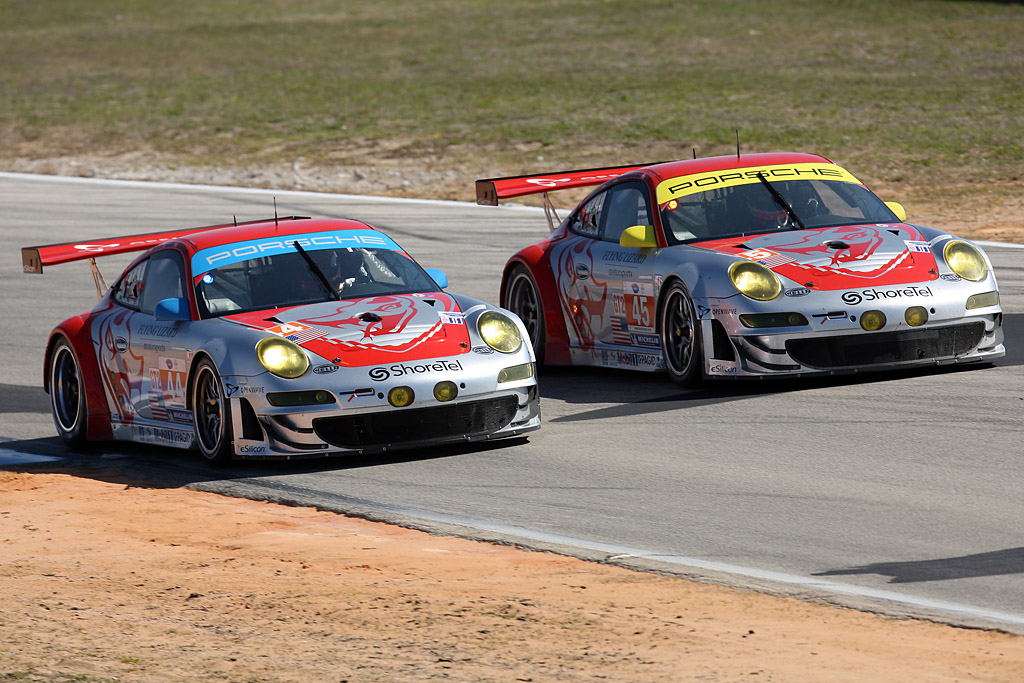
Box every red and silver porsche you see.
[24,216,539,463]
[478,152,1003,385]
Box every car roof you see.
[180,217,376,251]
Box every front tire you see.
[191,358,234,466]
[659,281,703,387]
[49,337,88,447]
[505,265,546,365]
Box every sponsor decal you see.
[167,408,192,424]
[785,287,811,297]
[224,382,239,397]
[738,247,795,269]
[267,322,327,344]
[240,385,265,395]
[239,445,269,454]
[604,251,648,265]
[709,363,739,374]
[697,304,711,319]
[138,324,179,338]
[841,285,934,305]
[472,345,495,354]
[600,350,664,369]
[525,177,572,188]
[313,364,340,374]
[191,230,395,271]
[608,268,633,278]
[368,359,464,381]
[631,333,660,348]
[625,281,654,297]
[131,424,193,447]
[339,388,375,402]
[612,293,626,317]
[712,307,738,316]
[940,273,962,282]
[202,273,215,284]
[439,311,466,325]
[905,240,932,253]
[657,163,860,204]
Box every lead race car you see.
[477,152,1003,385]
[23,216,539,463]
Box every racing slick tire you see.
[659,281,703,387]
[48,336,88,448]
[191,358,234,466]
[505,264,546,365]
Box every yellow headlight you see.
[905,306,928,327]
[944,240,987,282]
[388,386,415,407]
[256,337,309,379]
[859,310,887,331]
[728,261,782,301]
[477,311,522,353]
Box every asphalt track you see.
[2,172,1023,633]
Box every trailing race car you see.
[24,216,539,463]
[477,152,1003,386]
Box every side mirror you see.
[154,297,191,321]
[619,225,658,248]
[885,201,907,223]
[425,268,449,290]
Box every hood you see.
[225,293,471,367]
[693,224,940,291]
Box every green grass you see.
[1,0,1022,195]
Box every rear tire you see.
[49,337,88,448]
[659,281,703,387]
[505,265,546,365]
[191,358,234,466]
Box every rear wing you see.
[22,215,309,297]
[475,163,659,230]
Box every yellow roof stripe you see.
[656,163,862,205]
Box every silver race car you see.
[478,152,1004,385]
[24,216,540,463]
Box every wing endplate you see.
[475,163,659,206]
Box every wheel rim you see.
[52,346,81,433]
[664,289,695,375]
[194,366,223,454]
[509,273,541,348]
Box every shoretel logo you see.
[368,360,463,381]
[841,285,933,306]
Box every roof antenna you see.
[692,148,697,159]
[736,129,741,159]
[274,197,279,227]
[233,215,238,227]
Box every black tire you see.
[505,265,546,365]
[659,281,703,387]
[49,337,88,448]
[191,358,234,466]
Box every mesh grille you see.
[313,396,519,449]
[786,322,986,369]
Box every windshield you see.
[193,242,440,318]
[660,179,899,244]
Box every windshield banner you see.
[656,163,862,206]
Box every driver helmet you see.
[747,191,787,225]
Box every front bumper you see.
[702,308,1003,378]
[229,384,540,459]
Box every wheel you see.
[49,337,87,447]
[505,265,546,365]
[659,281,703,387]
[191,358,234,465]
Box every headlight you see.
[477,311,522,353]
[498,362,534,383]
[256,337,310,379]
[944,240,987,282]
[729,261,782,301]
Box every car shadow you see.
[813,547,1024,584]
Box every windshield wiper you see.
[292,241,340,301]
[756,173,806,230]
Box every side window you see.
[112,260,147,310]
[601,183,651,243]
[139,250,186,315]
[568,192,606,238]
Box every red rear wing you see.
[21,216,308,274]
[475,163,659,206]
